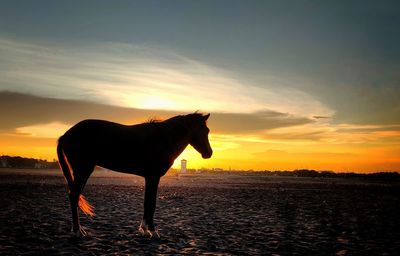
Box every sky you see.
[0,0,399,172]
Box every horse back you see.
[61,119,171,175]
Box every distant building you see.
[180,159,187,173]
[0,157,7,168]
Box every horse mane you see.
[140,113,205,135]
[145,112,205,125]
[184,112,207,124]
[146,117,163,123]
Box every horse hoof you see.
[79,226,87,236]
[71,226,87,237]
[139,223,160,239]
[141,229,160,239]
[138,223,148,236]
[148,230,161,239]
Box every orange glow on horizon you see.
[1,122,399,173]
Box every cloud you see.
[261,121,400,144]
[253,149,359,159]
[16,122,71,138]
[0,91,314,134]
[312,115,330,119]
[334,124,400,133]
[0,37,333,118]
[211,111,312,134]
[0,91,176,131]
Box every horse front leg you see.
[139,175,160,238]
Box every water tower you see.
[180,159,187,173]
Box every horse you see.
[57,113,212,238]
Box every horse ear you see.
[203,113,210,121]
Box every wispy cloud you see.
[0,37,333,118]
[15,122,71,138]
[0,91,313,134]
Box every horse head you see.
[187,113,213,159]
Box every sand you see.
[0,169,399,255]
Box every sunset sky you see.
[1,1,399,172]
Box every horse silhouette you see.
[57,113,212,237]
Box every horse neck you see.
[165,118,191,159]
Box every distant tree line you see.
[196,168,400,180]
[262,169,400,180]
[0,155,59,169]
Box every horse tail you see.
[78,195,95,217]
[57,135,74,192]
[57,136,95,217]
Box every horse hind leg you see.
[68,160,95,237]
[69,187,86,237]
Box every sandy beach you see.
[0,169,399,255]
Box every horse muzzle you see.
[202,149,213,159]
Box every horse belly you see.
[95,147,171,177]
[93,143,145,172]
